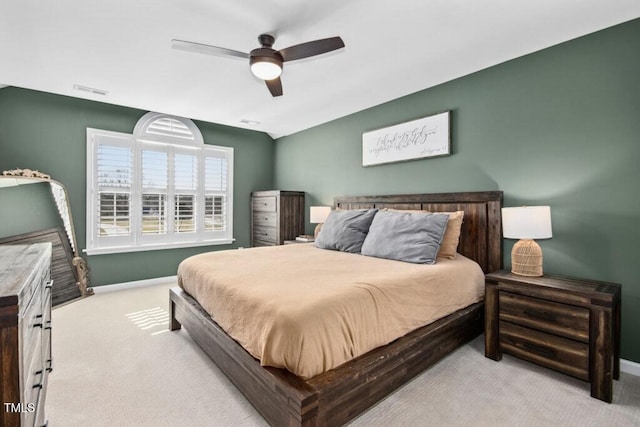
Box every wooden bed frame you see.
[170,190,503,426]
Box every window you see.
[85,113,234,255]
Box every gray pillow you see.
[361,210,449,264]
[314,209,378,253]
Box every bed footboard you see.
[170,287,320,426]
[169,286,483,426]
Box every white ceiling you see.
[1,1,639,138]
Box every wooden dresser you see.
[484,270,621,403]
[0,244,53,427]
[250,191,305,246]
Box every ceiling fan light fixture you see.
[174,33,344,96]
[250,56,282,80]
[250,60,282,80]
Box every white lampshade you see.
[502,206,552,239]
[250,61,282,80]
[310,206,331,224]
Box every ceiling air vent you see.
[73,84,108,96]
[240,119,260,125]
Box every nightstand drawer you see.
[499,291,589,343]
[253,211,277,227]
[500,321,589,381]
[253,225,277,243]
[252,196,277,212]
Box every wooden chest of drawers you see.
[250,191,305,246]
[484,270,621,403]
[0,244,53,427]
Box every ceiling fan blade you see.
[265,78,283,97]
[278,37,345,62]
[171,39,249,60]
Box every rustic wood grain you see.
[172,190,503,425]
[0,228,81,306]
[251,191,305,247]
[499,292,590,342]
[171,287,482,426]
[335,191,503,273]
[499,320,590,380]
[0,244,52,426]
[590,306,614,402]
[484,281,500,361]
[485,270,621,403]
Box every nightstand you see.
[484,270,621,403]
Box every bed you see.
[169,190,503,426]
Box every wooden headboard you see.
[334,191,503,273]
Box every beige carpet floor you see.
[46,281,640,426]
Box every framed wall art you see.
[362,110,450,167]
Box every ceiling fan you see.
[172,34,345,97]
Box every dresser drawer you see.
[253,211,277,227]
[500,321,589,381]
[253,225,277,243]
[252,196,277,212]
[22,284,45,375]
[253,239,277,247]
[24,344,43,409]
[499,291,589,343]
[20,260,47,312]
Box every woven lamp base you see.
[511,239,544,277]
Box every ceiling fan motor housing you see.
[249,48,284,69]
[249,40,284,81]
[249,34,284,80]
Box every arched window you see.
[85,113,234,255]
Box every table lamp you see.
[310,206,331,238]
[501,206,552,277]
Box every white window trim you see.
[85,114,234,255]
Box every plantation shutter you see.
[86,114,234,255]
[204,154,229,233]
[88,130,135,249]
[174,153,197,235]
[141,148,168,237]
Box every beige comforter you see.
[177,243,484,379]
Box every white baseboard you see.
[92,275,177,294]
[621,358,640,377]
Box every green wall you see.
[0,88,274,285]
[274,19,640,362]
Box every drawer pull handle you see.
[33,323,43,328]
[36,314,43,319]
[45,281,53,289]
[33,383,43,389]
[35,370,43,375]
[45,326,52,330]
